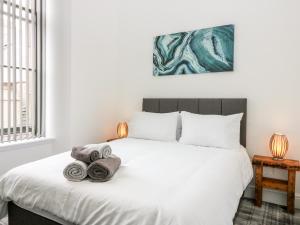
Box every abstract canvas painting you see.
[153,25,234,76]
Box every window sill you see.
[0,137,55,153]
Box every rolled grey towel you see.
[85,144,112,159]
[63,160,88,182]
[87,155,121,182]
[71,146,99,163]
[71,144,112,163]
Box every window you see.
[0,0,44,143]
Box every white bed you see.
[0,138,253,225]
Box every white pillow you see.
[128,111,179,142]
[179,111,243,150]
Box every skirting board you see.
[244,184,300,209]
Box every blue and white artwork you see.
[153,25,234,76]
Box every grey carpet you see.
[234,198,300,225]
[0,199,299,225]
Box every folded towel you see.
[71,144,112,163]
[63,160,88,182]
[85,144,112,159]
[87,155,121,182]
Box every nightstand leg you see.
[255,165,263,207]
[287,170,296,214]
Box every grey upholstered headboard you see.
[142,98,247,147]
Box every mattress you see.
[0,138,253,225]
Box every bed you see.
[0,98,253,225]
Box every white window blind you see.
[0,0,43,143]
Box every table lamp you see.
[117,122,128,138]
[269,133,288,160]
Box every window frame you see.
[0,0,45,142]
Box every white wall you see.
[0,139,53,175]
[46,0,71,153]
[68,0,119,146]
[46,0,120,150]
[115,0,300,206]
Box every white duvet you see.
[0,138,253,225]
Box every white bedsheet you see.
[0,138,253,225]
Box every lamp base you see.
[272,157,284,161]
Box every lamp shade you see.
[269,133,288,160]
[117,122,128,138]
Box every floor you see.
[1,199,300,225]
[234,199,300,225]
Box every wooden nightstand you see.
[252,155,300,214]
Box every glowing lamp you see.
[117,122,128,138]
[269,133,288,160]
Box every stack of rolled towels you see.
[63,144,121,182]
